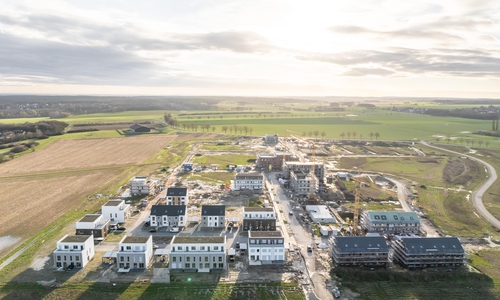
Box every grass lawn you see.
[0,282,305,300]
[192,154,255,167]
[181,171,235,184]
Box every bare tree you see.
[478,140,484,147]
[375,132,380,140]
[446,136,451,144]
[302,132,306,137]
[347,131,351,139]
[308,131,312,137]
[222,126,228,133]
[352,131,357,139]
[321,131,326,140]
[359,133,363,140]
[313,130,319,140]
[249,127,253,135]
[243,126,249,135]
[212,126,216,132]
[486,141,490,148]
[369,132,374,140]
[340,132,345,139]
[459,137,464,145]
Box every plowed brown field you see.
[0,135,176,176]
[0,134,177,258]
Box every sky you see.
[0,0,499,98]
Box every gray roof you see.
[121,236,151,244]
[151,205,186,216]
[244,207,275,212]
[167,187,188,197]
[249,231,283,238]
[235,173,263,179]
[172,236,225,244]
[399,237,464,255]
[103,199,123,206]
[201,205,225,216]
[78,214,101,223]
[334,236,388,253]
[61,235,92,243]
[365,211,420,224]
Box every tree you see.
[347,131,351,139]
[321,131,326,140]
[313,130,319,140]
[369,132,374,140]
[212,126,216,132]
[302,132,306,137]
[340,132,345,139]
[478,140,484,147]
[352,131,357,139]
[486,141,490,148]
[471,140,475,147]
[243,126,249,135]
[229,126,233,134]
[435,137,441,143]
[222,126,228,133]
[374,132,380,140]
[466,139,470,146]
[308,131,312,137]
[446,136,451,144]
[249,127,253,135]
[359,133,363,140]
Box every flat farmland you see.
[0,135,176,176]
[0,169,123,258]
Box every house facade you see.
[248,230,285,265]
[290,170,318,196]
[130,176,158,195]
[166,187,188,205]
[150,205,187,228]
[283,161,325,191]
[117,235,153,270]
[75,214,110,239]
[331,236,389,267]
[234,173,264,190]
[101,199,131,224]
[360,211,421,235]
[242,207,276,231]
[256,152,299,172]
[201,205,226,228]
[264,134,279,144]
[391,237,465,268]
[53,235,95,269]
[169,236,226,272]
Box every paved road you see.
[265,173,331,300]
[421,141,500,230]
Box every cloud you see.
[329,25,463,41]
[0,12,274,53]
[298,48,500,77]
[0,33,158,85]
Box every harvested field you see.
[0,169,124,258]
[0,135,176,176]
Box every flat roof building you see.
[331,236,388,267]
[306,205,336,223]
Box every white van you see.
[169,227,180,233]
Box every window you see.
[185,263,190,268]
[191,246,196,251]
[393,215,399,220]
[205,263,210,268]
[57,256,61,261]
[178,246,182,250]
[199,263,203,268]
[218,256,222,262]
[200,246,205,250]
[75,256,79,261]
[219,263,224,268]
[214,246,219,250]
[213,257,216,262]
[179,257,182,262]
[187,257,190,262]
[381,215,387,220]
[64,245,69,249]
[73,245,79,250]
[126,246,131,250]
[139,263,144,268]
[250,240,255,244]
[120,257,124,262]
[172,257,177,262]
[205,257,208,262]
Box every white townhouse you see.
[75,214,110,239]
[150,205,187,228]
[234,173,264,190]
[53,234,95,269]
[117,235,154,271]
[248,230,286,265]
[101,199,131,224]
[166,187,189,205]
[169,236,226,272]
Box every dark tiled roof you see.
[334,236,388,253]
[167,187,188,197]
[244,207,274,212]
[201,205,226,216]
[366,211,420,224]
[151,205,186,216]
[399,237,464,255]
[130,124,148,130]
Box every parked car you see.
[117,226,126,231]
[149,227,157,232]
[170,227,180,233]
[289,212,293,216]
[307,246,313,253]
[236,242,240,249]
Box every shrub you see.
[10,145,28,153]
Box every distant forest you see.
[0,95,314,119]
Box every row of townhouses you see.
[330,236,465,268]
